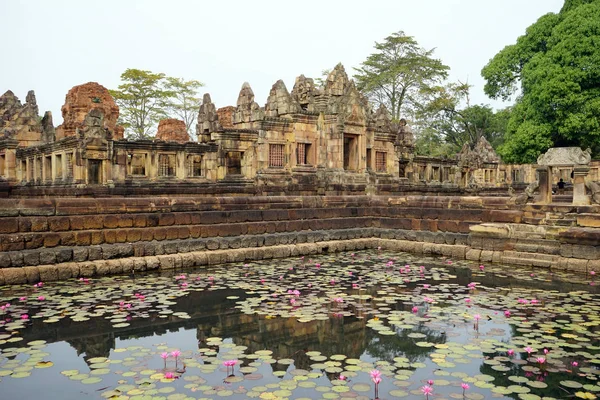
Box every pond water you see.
[0,250,599,400]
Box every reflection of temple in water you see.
[5,270,596,371]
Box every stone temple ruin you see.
[4,63,599,198]
[0,64,599,284]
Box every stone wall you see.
[0,195,598,285]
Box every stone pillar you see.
[572,166,590,205]
[536,166,552,204]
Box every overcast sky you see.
[1,0,564,126]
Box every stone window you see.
[158,154,176,177]
[296,143,311,165]
[44,156,52,181]
[375,151,387,172]
[366,149,372,170]
[226,152,242,175]
[187,155,203,177]
[442,167,450,182]
[269,144,285,168]
[432,166,440,181]
[55,154,63,180]
[36,157,42,181]
[418,165,426,180]
[128,154,146,176]
[20,159,26,182]
[0,154,4,177]
[28,158,33,181]
[65,153,73,179]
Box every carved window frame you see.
[375,151,387,173]
[269,144,285,168]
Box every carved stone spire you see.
[324,63,350,97]
[291,75,316,111]
[265,80,297,117]
[233,82,263,124]
[197,93,221,135]
[373,104,392,132]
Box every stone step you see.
[502,250,558,262]
[501,256,556,268]
[522,217,544,225]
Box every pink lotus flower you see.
[461,382,470,390]
[339,374,346,380]
[465,298,471,304]
[34,282,43,288]
[504,310,511,317]
[315,263,321,268]
[525,346,533,354]
[421,385,434,397]
[372,375,382,384]
[37,296,45,301]
[572,361,578,367]
[223,359,238,374]
[171,350,181,359]
[507,349,515,356]
[537,357,546,364]
[369,369,381,379]
[412,306,418,313]
[423,284,430,289]
[164,372,175,379]
[290,298,296,305]
[543,348,549,355]
[330,279,336,285]
[352,283,359,289]
[160,352,169,360]
[334,297,343,303]
[591,270,596,276]
[19,297,27,301]
[474,314,481,320]
[427,379,434,386]
[21,314,29,320]
[479,265,485,271]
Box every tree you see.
[481,0,600,163]
[354,31,450,121]
[415,82,510,157]
[110,69,174,140]
[163,77,204,136]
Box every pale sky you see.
[1,0,564,126]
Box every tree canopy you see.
[481,0,600,163]
[415,82,510,157]
[354,31,450,121]
[110,69,204,140]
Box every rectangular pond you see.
[0,250,598,399]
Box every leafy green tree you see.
[354,31,450,121]
[415,82,509,156]
[481,0,600,163]
[110,69,173,140]
[163,77,204,136]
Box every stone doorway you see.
[88,159,102,184]
[343,134,358,171]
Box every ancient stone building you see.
[2,64,600,198]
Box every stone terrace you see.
[0,195,598,284]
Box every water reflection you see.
[0,250,598,400]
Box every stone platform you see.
[0,195,598,284]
